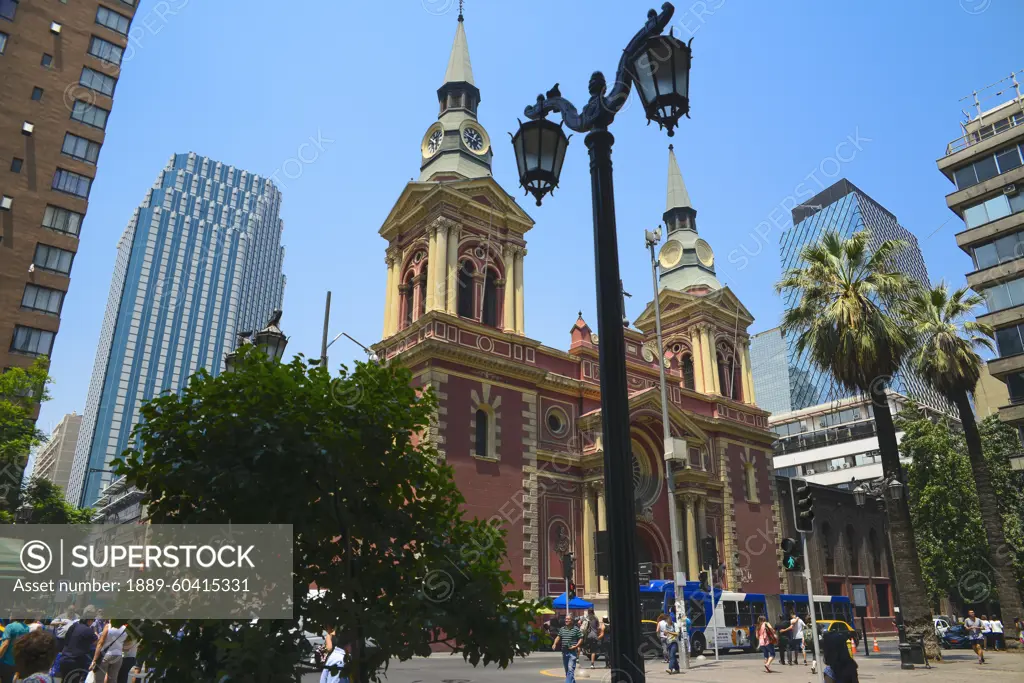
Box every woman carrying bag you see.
[89,621,127,683]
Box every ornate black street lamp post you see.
[510,5,691,681]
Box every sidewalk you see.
[571,651,1024,682]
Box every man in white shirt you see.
[789,611,807,665]
[990,616,1004,651]
[657,615,670,663]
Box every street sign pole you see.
[707,563,719,662]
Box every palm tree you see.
[776,230,941,659]
[902,282,1023,646]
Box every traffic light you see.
[700,536,719,570]
[781,537,803,572]
[568,580,577,599]
[561,553,575,581]
[792,478,815,532]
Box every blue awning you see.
[551,593,595,610]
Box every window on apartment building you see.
[996,323,1024,357]
[62,133,101,164]
[95,6,130,35]
[41,53,53,68]
[10,326,55,357]
[983,276,1024,312]
[10,157,22,173]
[1007,372,1024,404]
[34,243,75,275]
[119,0,137,6]
[963,192,1024,230]
[88,36,124,66]
[70,100,109,129]
[31,87,43,101]
[51,168,92,198]
[22,284,64,315]
[80,66,117,96]
[953,143,1024,190]
[0,32,8,54]
[43,205,84,237]
[0,0,17,22]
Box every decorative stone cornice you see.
[430,215,458,237]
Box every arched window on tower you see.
[475,408,488,456]
[681,354,695,391]
[717,348,743,401]
[482,268,499,327]
[474,405,496,459]
[458,260,476,319]
[403,275,414,328]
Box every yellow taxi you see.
[806,619,860,650]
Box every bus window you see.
[748,600,766,625]
[818,603,835,620]
[723,601,738,627]
[687,597,707,629]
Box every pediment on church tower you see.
[380,177,534,242]
[634,285,754,333]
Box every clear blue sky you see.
[37,0,1024,433]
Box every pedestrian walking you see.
[981,614,993,651]
[57,608,98,681]
[990,616,1004,651]
[552,614,583,683]
[656,613,670,663]
[12,629,58,683]
[790,610,808,665]
[92,619,128,682]
[774,615,791,665]
[582,609,603,670]
[822,632,859,683]
[665,618,680,675]
[965,610,985,664]
[116,634,138,683]
[0,619,31,683]
[320,628,349,683]
[756,615,777,673]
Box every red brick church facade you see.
[372,15,783,609]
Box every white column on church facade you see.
[689,326,705,393]
[514,247,526,334]
[425,227,438,311]
[684,494,699,579]
[742,342,756,404]
[583,485,597,596]
[383,255,395,337]
[596,484,607,594]
[446,226,460,314]
[434,223,449,312]
[502,244,516,332]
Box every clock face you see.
[463,127,485,152]
[658,240,683,269]
[695,239,715,268]
[427,130,443,155]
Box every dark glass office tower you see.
[780,179,950,414]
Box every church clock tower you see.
[418,11,493,181]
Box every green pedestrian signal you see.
[781,537,803,572]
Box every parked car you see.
[940,624,973,649]
[806,620,859,651]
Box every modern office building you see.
[938,75,1024,439]
[31,412,82,493]
[779,178,950,415]
[66,152,286,507]
[770,392,921,488]
[750,327,791,416]
[0,2,136,383]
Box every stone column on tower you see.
[684,494,699,579]
[596,483,607,593]
[434,222,449,311]
[383,254,396,337]
[742,341,756,404]
[699,325,718,395]
[697,497,707,545]
[514,247,526,334]
[446,225,460,314]
[689,326,706,392]
[425,227,438,311]
[502,244,516,332]
[583,485,598,596]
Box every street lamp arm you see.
[523,3,676,132]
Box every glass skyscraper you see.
[750,327,792,416]
[67,153,286,506]
[778,179,949,414]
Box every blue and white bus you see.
[639,580,853,656]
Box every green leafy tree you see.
[0,477,93,525]
[900,409,991,610]
[0,358,52,512]
[978,415,1024,594]
[901,283,1023,643]
[776,231,940,657]
[118,346,546,682]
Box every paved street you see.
[301,649,1024,682]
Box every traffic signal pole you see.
[802,532,824,683]
[707,562,719,662]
